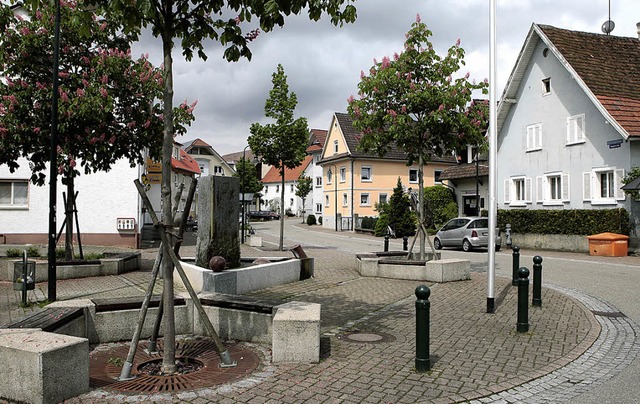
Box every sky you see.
[130,0,640,156]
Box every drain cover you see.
[90,337,260,393]
[339,331,396,344]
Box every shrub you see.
[26,246,41,257]
[496,208,630,235]
[424,185,458,230]
[5,248,21,257]
[5,247,40,258]
[318,216,323,225]
[307,214,317,225]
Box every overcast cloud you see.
[131,0,640,156]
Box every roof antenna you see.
[601,0,615,35]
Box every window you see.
[213,165,223,175]
[583,168,625,204]
[340,166,346,182]
[264,185,268,194]
[379,193,388,205]
[542,77,551,95]
[290,198,294,206]
[526,123,542,151]
[333,140,339,154]
[409,169,418,184]
[316,203,323,213]
[0,181,28,208]
[360,193,370,206]
[315,176,322,187]
[434,170,443,184]
[290,184,294,193]
[504,176,531,205]
[361,166,372,182]
[536,173,569,205]
[325,195,329,207]
[327,169,333,185]
[342,193,348,206]
[276,185,279,193]
[567,114,585,144]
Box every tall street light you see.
[47,0,61,302]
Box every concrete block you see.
[195,305,273,344]
[92,305,191,343]
[425,259,470,282]
[0,329,89,404]
[248,236,262,247]
[272,301,321,363]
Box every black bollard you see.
[511,246,520,286]
[403,236,408,251]
[415,285,431,372]
[532,256,543,307]
[517,267,530,333]
[384,235,389,252]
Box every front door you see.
[463,196,478,216]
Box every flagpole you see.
[487,0,497,313]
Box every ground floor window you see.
[0,181,28,208]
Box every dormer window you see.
[172,145,180,159]
[333,140,339,154]
[542,78,551,95]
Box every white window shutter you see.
[504,179,510,204]
[577,115,585,141]
[536,176,544,203]
[616,169,626,200]
[526,126,532,150]
[525,177,532,203]
[561,173,570,201]
[536,125,542,149]
[582,172,592,201]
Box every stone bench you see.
[0,308,90,404]
[357,254,470,282]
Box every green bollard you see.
[511,246,520,286]
[517,267,530,333]
[532,256,543,307]
[384,235,390,252]
[415,285,431,372]
[403,236,408,251]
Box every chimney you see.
[637,22,640,39]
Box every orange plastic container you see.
[586,232,629,257]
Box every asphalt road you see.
[252,218,640,404]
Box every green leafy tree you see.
[423,185,458,230]
[295,175,312,223]
[248,64,309,250]
[20,0,355,374]
[374,177,416,237]
[234,156,262,225]
[0,2,194,260]
[622,167,640,200]
[347,14,488,258]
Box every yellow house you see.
[320,113,457,231]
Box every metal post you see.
[532,256,543,307]
[241,145,250,244]
[517,267,530,333]
[403,236,408,251]
[415,285,431,372]
[511,246,520,286]
[22,250,28,306]
[384,235,389,252]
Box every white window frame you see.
[290,184,294,193]
[567,114,586,145]
[275,185,279,193]
[326,169,333,185]
[409,168,418,184]
[333,140,339,154]
[360,193,370,206]
[325,195,330,207]
[379,193,388,205]
[434,169,443,184]
[0,180,29,209]
[542,77,551,95]
[342,193,348,207]
[584,167,625,205]
[536,172,569,206]
[315,176,322,187]
[213,165,223,175]
[504,176,532,206]
[526,123,542,151]
[339,166,346,183]
[316,203,323,213]
[361,166,372,182]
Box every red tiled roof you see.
[171,149,201,175]
[538,25,640,137]
[439,163,489,180]
[262,156,313,184]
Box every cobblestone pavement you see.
[0,240,638,403]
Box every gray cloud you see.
[132,0,640,156]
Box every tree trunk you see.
[418,154,425,260]
[64,177,75,261]
[301,198,306,223]
[160,5,176,375]
[279,167,285,250]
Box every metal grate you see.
[592,310,626,318]
[90,337,261,393]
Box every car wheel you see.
[462,239,472,252]
[434,238,442,250]
[495,245,501,252]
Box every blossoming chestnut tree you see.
[347,15,489,258]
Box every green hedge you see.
[497,208,630,236]
[360,216,378,230]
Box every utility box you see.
[586,232,629,257]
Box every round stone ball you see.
[208,256,226,272]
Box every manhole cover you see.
[90,337,260,393]
[339,331,396,344]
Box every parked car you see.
[434,217,502,252]
[247,211,281,221]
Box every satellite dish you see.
[602,19,615,34]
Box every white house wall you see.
[0,157,142,247]
[498,39,630,211]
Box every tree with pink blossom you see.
[347,15,489,258]
[0,2,195,259]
